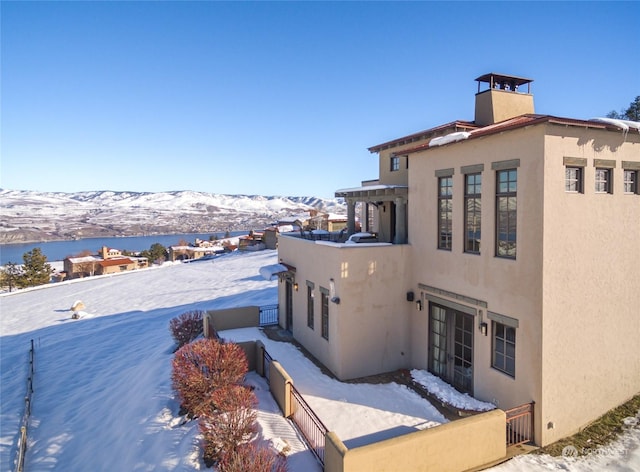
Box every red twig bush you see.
[171,338,248,417]
[199,385,258,466]
[169,310,205,348]
[219,442,288,472]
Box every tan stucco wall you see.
[407,125,546,441]
[325,409,506,472]
[539,125,640,445]
[277,235,413,380]
[474,89,534,126]
[269,360,293,417]
[205,306,260,332]
[378,149,409,187]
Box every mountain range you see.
[0,189,346,244]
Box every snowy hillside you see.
[0,189,346,243]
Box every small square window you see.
[624,169,638,194]
[565,167,583,193]
[595,168,612,194]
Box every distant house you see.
[64,255,101,278]
[98,257,136,275]
[273,72,640,448]
[238,231,266,252]
[327,213,348,232]
[168,239,225,262]
[64,246,148,278]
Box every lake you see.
[0,232,248,265]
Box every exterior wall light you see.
[416,300,423,311]
[330,278,340,304]
[293,282,299,291]
[480,322,488,336]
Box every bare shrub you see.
[169,310,205,348]
[219,441,288,472]
[171,339,248,416]
[200,385,258,466]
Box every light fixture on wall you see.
[293,282,299,291]
[330,278,340,304]
[480,322,488,336]
[416,300,423,311]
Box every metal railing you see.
[259,304,279,326]
[263,349,272,386]
[289,383,327,465]
[15,339,35,472]
[505,402,535,446]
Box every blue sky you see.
[1,1,638,199]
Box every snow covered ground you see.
[1,250,638,471]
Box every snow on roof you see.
[259,263,290,280]
[590,117,640,135]
[428,131,471,147]
[335,184,407,194]
[277,224,297,233]
[67,256,99,263]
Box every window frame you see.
[307,284,314,330]
[320,289,329,340]
[565,166,583,193]
[437,175,453,250]
[464,172,482,254]
[492,321,516,378]
[595,168,613,194]
[390,155,400,172]
[495,168,517,259]
[624,169,638,194]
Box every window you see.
[496,169,517,258]
[624,169,638,194]
[565,167,583,193]
[464,173,481,253]
[390,155,400,172]
[492,322,516,377]
[307,285,314,329]
[321,289,329,340]
[595,168,612,193]
[438,176,453,250]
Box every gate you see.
[260,304,279,326]
[505,402,535,446]
[289,383,327,466]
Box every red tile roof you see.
[368,120,478,153]
[392,114,617,155]
[99,257,134,267]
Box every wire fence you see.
[15,339,35,472]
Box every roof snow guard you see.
[476,73,533,94]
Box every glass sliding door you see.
[429,305,448,377]
[428,302,474,395]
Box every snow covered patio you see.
[216,326,508,471]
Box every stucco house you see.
[64,246,147,278]
[274,73,640,447]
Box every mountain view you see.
[0,189,346,244]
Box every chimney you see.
[474,73,534,126]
